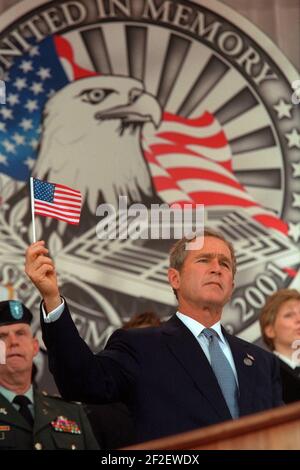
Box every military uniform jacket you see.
[0,389,99,450]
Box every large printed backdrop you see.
[0,0,299,390]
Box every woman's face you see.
[265,299,300,352]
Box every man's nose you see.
[7,333,19,346]
[209,258,222,272]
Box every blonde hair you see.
[123,311,161,329]
[259,289,300,350]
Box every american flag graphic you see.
[143,113,288,234]
[0,34,288,235]
[33,178,82,225]
[0,37,68,182]
[53,35,289,236]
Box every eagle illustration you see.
[6,75,163,241]
[35,75,162,209]
[5,74,287,242]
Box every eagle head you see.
[34,75,162,210]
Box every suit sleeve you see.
[41,300,138,404]
[78,404,101,450]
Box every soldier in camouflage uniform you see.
[0,300,99,450]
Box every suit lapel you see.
[162,316,231,421]
[223,330,256,415]
[0,392,32,431]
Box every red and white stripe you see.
[34,183,82,225]
[143,111,288,235]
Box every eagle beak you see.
[95,90,162,129]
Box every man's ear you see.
[32,337,40,357]
[168,267,180,290]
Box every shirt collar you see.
[273,351,300,369]
[176,311,225,342]
[0,385,34,404]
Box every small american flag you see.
[32,178,82,225]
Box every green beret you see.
[0,300,33,326]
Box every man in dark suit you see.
[0,300,99,450]
[25,228,283,444]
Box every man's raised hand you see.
[25,241,62,313]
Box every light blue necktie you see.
[202,328,239,419]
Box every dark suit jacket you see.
[41,303,283,443]
[84,402,136,449]
[0,388,99,450]
[278,359,300,404]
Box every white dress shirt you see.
[42,298,65,322]
[176,311,239,384]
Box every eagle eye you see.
[130,88,143,104]
[79,88,114,105]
